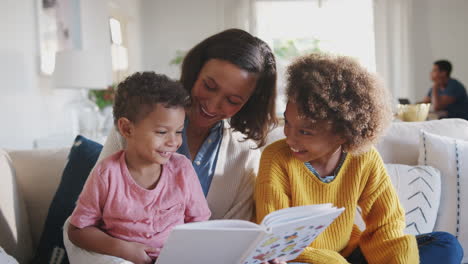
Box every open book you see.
[156,203,344,264]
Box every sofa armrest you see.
[0,149,33,263]
[7,148,69,249]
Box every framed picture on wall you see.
[36,0,82,75]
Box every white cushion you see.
[354,164,441,236]
[418,130,468,262]
[385,164,441,235]
[0,149,33,263]
[376,119,468,165]
[0,247,18,264]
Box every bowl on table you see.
[396,103,431,122]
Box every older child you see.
[65,72,211,264]
[255,54,463,263]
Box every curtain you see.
[373,0,414,103]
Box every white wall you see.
[139,0,224,78]
[411,0,468,100]
[3,0,466,149]
[0,0,222,149]
[0,0,142,150]
[0,0,80,150]
[140,0,468,103]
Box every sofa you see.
[1,118,468,263]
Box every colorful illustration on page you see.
[241,222,328,264]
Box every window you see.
[255,0,376,114]
[109,17,129,82]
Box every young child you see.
[255,54,463,264]
[66,72,211,264]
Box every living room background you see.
[1,0,468,149]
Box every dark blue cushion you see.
[31,135,102,264]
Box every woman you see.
[99,28,278,221]
[64,28,284,264]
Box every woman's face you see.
[190,59,257,129]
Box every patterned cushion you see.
[385,164,441,235]
[418,130,468,263]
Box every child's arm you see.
[358,149,419,263]
[255,145,349,264]
[68,224,157,264]
[183,158,211,222]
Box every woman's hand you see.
[119,241,159,264]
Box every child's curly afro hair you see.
[286,53,393,154]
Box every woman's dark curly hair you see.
[286,53,392,154]
[180,28,278,148]
[113,72,190,126]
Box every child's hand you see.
[120,241,159,264]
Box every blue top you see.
[177,119,223,196]
[303,152,347,183]
[427,78,468,118]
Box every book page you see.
[156,224,264,264]
[241,207,344,264]
[261,204,334,227]
[176,219,260,230]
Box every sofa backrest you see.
[376,118,468,165]
[264,118,468,165]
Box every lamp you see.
[53,49,112,139]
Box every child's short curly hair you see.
[113,72,190,126]
[286,53,392,154]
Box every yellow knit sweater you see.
[255,140,419,264]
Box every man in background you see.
[421,60,468,119]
